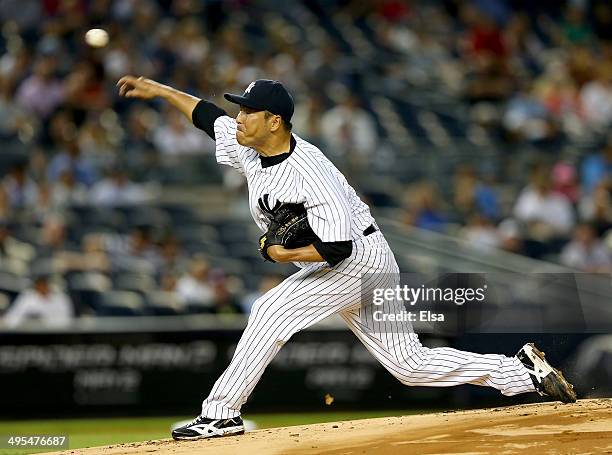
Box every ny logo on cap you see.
[244,81,256,95]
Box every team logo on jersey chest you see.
[258,194,281,220]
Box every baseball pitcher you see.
[117,76,576,440]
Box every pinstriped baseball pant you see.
[201,231,535,419]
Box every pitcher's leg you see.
[341,307,535,396]
[201,265,363,419]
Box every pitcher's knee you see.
[249,297,268,319]
[250,299,284,324]
[389,351,433,386]
[395,366,425,386]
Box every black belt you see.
[363,224,377,236]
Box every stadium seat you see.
[175,225,220,243]
[0,271,26,303]
[82,207,127,231]
[185,302,216,315]
[218,223,253,243]
[67,272,112,315]
[0,292,10,315]
[113,273,157,295]
[112,256,157,275]
[241,273,263,291]
[184,240,227,256]
[144,291,185,316]
[97,291,145,316]
[11,225,40,245]
[159,203,202,225]
[67,272,112,291]
[124,207,171,229]
[0,261,26,277]
[227,242,260,260]
[209,257,248,276]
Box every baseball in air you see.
[85,28,109,48]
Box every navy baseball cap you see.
[224,79,294,124]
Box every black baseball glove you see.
[258,201,318,262]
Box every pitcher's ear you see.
[269,114,283,132]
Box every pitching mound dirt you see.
[52,398,611,455]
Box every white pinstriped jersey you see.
[213,115,376,243]
[200,114,537,422]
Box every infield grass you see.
[0,409,435,454]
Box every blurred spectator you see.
[47,109,78,148]
[321,93,378,159]
[578,180,612,237]
[106,224,162,274]
[0,0,41,32]
[453,166,500,221]
[303,41,348,92]
[209,270,242,314]
[557,5,594,46]
[63,60,109,112]
[175,17,210,68]
[581,139,612,194]
[514,166,575,237]
[158,234,188,276]
[497,218,523,253]
[176,255,214,307]
[503,82,556,143]
[375,0,411,23]
[560,223,612,272]
[3,272,74,328]
[462,9,514,103]
[465,8,508,59]
[2,161,37,209]
[0,219,35,275]
[514,165,574,257]
[0,75,32,141]
[15,56,65,119]
[52,169,89,207]
[123,106,159,170]
[28,148,49,183]
[28,182,55,224]
[402,27,455,89]
[460,212,501,251]
[47,140,97,186]
[90,167,151,206]
[403,181,448,233]
[567,45,596,89]
[55,233,111,274]
[292,94,326,147]
[464,56,514,103]
[103,35,133,80]
[0,187,10,219]
[533,64,581,124]
[73,234,111,272]
[551,161,579,204]
[77,117,119,170]
[580,62,612,130]
[160,271,179,293]
[35,214,75,260]
[152,108,213,157]
[240,274,284,313]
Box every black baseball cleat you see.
[172,415,244,440]
[516,343,577,403]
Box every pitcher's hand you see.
[117,75,164,100]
